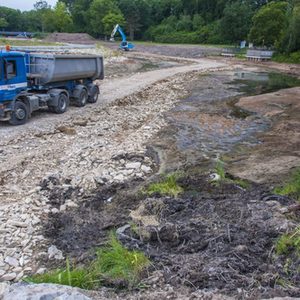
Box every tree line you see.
[0,0,299,53]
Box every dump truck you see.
[0,48,104,125]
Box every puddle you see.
[151,70,300,172]
[232,71,300,95]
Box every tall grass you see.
[25,234,150,290]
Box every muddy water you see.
[151,70,300,172]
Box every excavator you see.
[110,24,135,51]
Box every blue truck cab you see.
[0,49,104,125]
[0,51,28,122]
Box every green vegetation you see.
[25,259,96,289]
[273,51,300,64]
[93,234,150,287]
[276,226,300,256]
[274,168,300,200]
[0,0,299,56]
[146,173,183,197]
[213,159,250,189]
[0,0,300,55]
[26,234,150,289]
[214,160,226,181]
[0,38,56,46]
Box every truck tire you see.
[75,89,88,107]
[87,85,99,103]
[9,101,29,126]
[53,93,69,114]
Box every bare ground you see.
[0,45,300,299]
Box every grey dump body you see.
[28,54,104,85]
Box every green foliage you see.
[93,234,150,287]
[276,227,300,256]
[89,0,122,36]
[274,168,300,200]
[102,12,125,36]
[26,234,150,289]
[220,2,253,43]
[213,160,250,188]
[249,1,289,47]
[214,160,226,180]
[0,0,299,49]
[146,173,183,197]
[25,258,96,289]
[0,17,8,28]
[272,51,300,63]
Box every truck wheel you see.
[87,85,99,103]
[54,93,69,114]
[9,101,29,126]
[75,89,88,107]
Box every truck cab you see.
[0,51,28,123]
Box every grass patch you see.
[93,234,150,287]
[272,51,300,64]
[212,159,250,189]
[276,227,300,256]
[0,38,58,47]
[274,168,300,200]
[146,173,184,197]
[25,234,150,290]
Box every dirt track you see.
[0,43,300,299]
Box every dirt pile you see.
[44,33,96,44]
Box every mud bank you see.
[229,87,300,183]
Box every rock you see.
[114,174,124,182]
[0,273,16,282]
[141,165,152,173]
[125,162,141,169]
[4,257,19,268]
[0,270,5,277]
[2,283,92,300]
[8,221,27,228]
[48,245,64,260]
[0,282,9,296]
[73,119,88,126]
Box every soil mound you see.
[44,33,96,44]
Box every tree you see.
[279,1,300,52]
[102,12,125,37]
[117,0,143,40]
[221,2,253,43]
[0,17,8,28]
[88,0,121,36]
[249,1,289,47]
[0,6,23,31]
[52,2,73,32]
[192,14,205,31]
[33,0,52,32]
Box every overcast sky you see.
[1,0,58,11]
